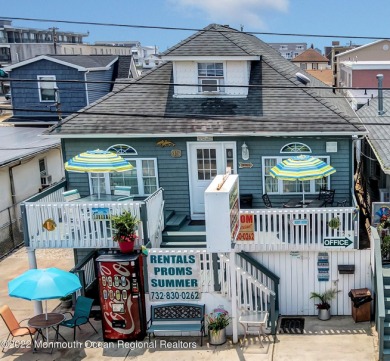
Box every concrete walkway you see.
[0,247,379,360]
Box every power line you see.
[2,77,389,91]
[0,105,380,123]
[2,16,389,41]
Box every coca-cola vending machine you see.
[96,253,146,341]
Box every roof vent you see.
[296,72,311,85]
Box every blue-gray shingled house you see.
[4,54,137,125]
[21,25,373,324]
[45,24,365,219]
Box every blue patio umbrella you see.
[8,267,82,320]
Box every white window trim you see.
[37,75,57,102]
[280,142,312,153]
[262,155,331,195]
[197,62,225,94]
[88,157,159,196]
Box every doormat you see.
[278,318,305,334]
[188,220,205,226]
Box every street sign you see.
[323,238,353,248]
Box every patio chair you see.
[0,305,37,352]
[262,194,273,208]
[321,189,336,207]
[63,189,81,202]
[113,186,132,201]
[59,296,98,341]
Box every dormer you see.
[161,24,260,99]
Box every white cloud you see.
[170,0,289,29]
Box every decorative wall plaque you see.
[156,140,175,147]
[171,149,182,158]
[239,162,253,168]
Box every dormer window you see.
[198,63,225,93]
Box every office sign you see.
[323,237,353,248]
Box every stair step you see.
[161,241,206,249]
[165,214,187,231]
[162,234,206,243]
[164,210,175,223]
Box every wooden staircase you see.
[161,211,206,248]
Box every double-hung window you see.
[109,159,158,195]
[262,156,330,195]
[198,63,224,93]
[37,75,56,102]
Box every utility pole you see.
[49,27,59,54]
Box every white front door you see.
[188,142,236,219]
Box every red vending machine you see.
[96,253,146,341]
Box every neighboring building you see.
[0,125,64,255]
[291,48,329,70]
[0,19,88,65]
[337,39,390,110]
[268,42,307,60]
[4,54,137,125]
[324,41,360,88]
[19,24,371,322]
[306,69,333,86]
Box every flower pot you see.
[318,309,331,321]
[118,241,135,253]
[208,328,226,345]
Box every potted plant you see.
[310,289,339,321]
[206,306,231,345]
[60,294,73,308]
[382,235,390,262]
[111,211,140,253]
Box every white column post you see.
[230,250,238,343]
[27,247,43,315]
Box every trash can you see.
[348,288,372,322]
[240,194,253,209]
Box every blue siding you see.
[86,69,114,104]
[11,59,87,117]
[63,136,353,216]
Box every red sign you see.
[236,214,255,241]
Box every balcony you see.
[21,180,164,250]
[21,181,360,252]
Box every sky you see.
[3,0,390,53]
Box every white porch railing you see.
[218,254,275,312]
[236,206,359,251]
[144,188,165,248]
[24,201,143,249]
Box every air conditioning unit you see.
[200,79,219,92]
[41,174,52,186]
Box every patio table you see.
[283,198,325,208]
[28,312,66,353]
[239,310,269,347]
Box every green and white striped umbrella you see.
[270,155,336,203]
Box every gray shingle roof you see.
[0,127,60,166]
[357,91,390,172]
[50,55,117,68]
[46,24,366,137]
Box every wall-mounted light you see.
[241,142,249,160]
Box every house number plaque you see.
[171,149,182,158]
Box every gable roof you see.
[291,48,329,63]
[357,91,390,173]
[5,55,118,72]
[335,39,390,58]
[45,24,366,137]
